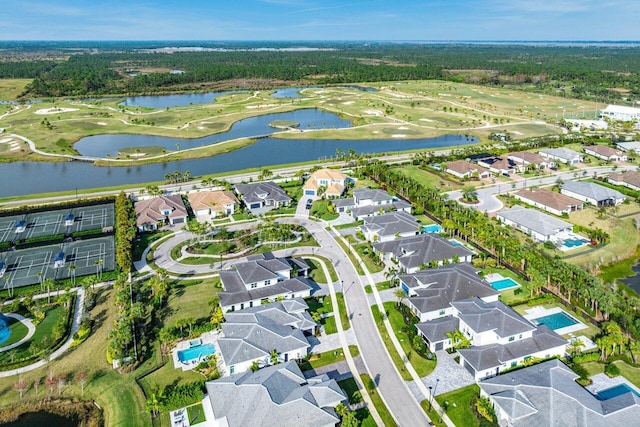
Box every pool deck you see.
[171,330,222,371]
[484,273,520,291]
[523,306,588,335]
[586,373,640,397]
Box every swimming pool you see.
[423,224,443,233]
[177,343,216,363]
[562,238,590,248]
[532,311,578,330]
[597,383,640,400]
[489,277,520,291]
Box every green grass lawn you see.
[396,165,463,191]
[164,279,220,327]
[337,377,377,427]
[335,292,351,331]
[304,256,339,284]
[511,300,600,340]
[581,360,640,388]
[298,345,360,371]
[353,243,385,273]
[310,200,339,221]
[420,399,447,427]
[361,373,397,427]
[321,315,338,335]
[370,305,412,381]
[0,316,29,347]
[187,403,206,425]
[306,295,333,316]
[382,302,436,377]
[435,384,482,427]
[133,230,173,261]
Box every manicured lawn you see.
[336,238,365,275]
[353,243,385,273]
[335,292,351,331]
[337,377,377,427]
[361,373,397,427]
[310,200,339,221]
[582,360,640,388]
[321,315,337,335]
[511,300,600,340]
[133,230,173,261]
[370,305,412,381]
[298,345,360,371]
[435,384,482,427]
[0,316,29,347]
[306,295,333,316]
[187,403,206,425]
[420,399,447,427]
[376,280,392,292]
[396,165,463,191]
[164,279,220,327]
[383,302,436,377]
[304,256,339,284]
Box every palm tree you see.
[68,264,77,287]
[94,259,104,281]
[269,349,280,365]
[394,288,406,308]
[385,266,399,287]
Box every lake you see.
[74,109,352,157]
[621,261,640,294]
[0,134,476,198]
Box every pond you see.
[621,261,640,294]
[1,411,79,427]
[121,90,240,109]
[0,134,476,198]
[74,109,352,157]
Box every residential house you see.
[496,205,573,242]
[216,298,314,375]
[608,170,640,191]
[333,188,411,219]
[445,160,491,180]
[600,104,640,122]
[561,181,626,206]
[507,151,552,170]
[513,188,583,217]
[480,359,640,427]
[477,156,523,175]
[399,263,499,323]
[615,141,640,154]
[583,145,627,162]
[539,148,583,165]
[188,190,239,219]
[416,297,566,380]
[302,168,348,198]
[134,194,188,231]
[373,234,473,274]
[234,182,292,214]
[202,361,346,427]
[218,252,312,312]
[359,210,420,242]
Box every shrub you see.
[605,363,621,377]
[572,352,600,364]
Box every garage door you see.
[435,342,443,351]
[173,217,185,224]
[304,190,315,195]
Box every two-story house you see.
[302,168,348,198]
[188,190,239,219]
[359,210,420,242]
[134,194,188,231]
[234,182,292,214]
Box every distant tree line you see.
[2,44,637,103]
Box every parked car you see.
[305,199,313,209]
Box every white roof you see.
[602,105,640,114]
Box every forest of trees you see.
[1,42,638,103]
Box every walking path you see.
[0,314,36,352]
[0,287,85,378]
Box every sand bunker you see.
[342,101,354,105]
[419,118,433,122]
[364,109,383,116]
[398,126,409,130]
[246,104,278,109]
[34,107,78,115]
[96,122,107,126]
[392,134,406,138]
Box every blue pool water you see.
[0,315,10,345]
[423,224,443,233]
[563,238,590,248]
[533,312,578,330]
[177,344,216,363]
[597,384,640,400]
[448,239,463,247]
[489,278,520,291]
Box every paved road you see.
[153,216,430,425]
[447,165,635,213]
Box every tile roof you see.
[452,298,535,338]
[480,359,640,427]
[361,211,419,237]
[351,200,411,218]
[508,151,547,165]
[608,170,640,189]
[446,160,489,175]
[416,316,460,343]
[400,264,497,313]
[353,188,394,203]
[514,188,583,212]
[188,190,238,212]
[134,195,187,227]
[561,181,625,202]
[205,361,345,427]
[219,276,313,308]
[235,182,292,205]
[583,145,625,158]
[497,205,572,236]
[373,234,473,270]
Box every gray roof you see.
[497,205,572,237]
[361,210,419,237]
[333,197,355,208]
[416,316,460,343]
[561,181,626,203]
[452,298,535,338]
[219,276,313,308]
[539,147,582,161]
[235,181,292,205]
[224,298,316,332]
[218,300,311,366]
[401,264,498,314]
[205,361,345,427]
[480,359,640,427]
[457,325,566,372]
[353,188,394,204]
[351,200,411,218]
[374,234,473,271]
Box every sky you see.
[0,0,638,41]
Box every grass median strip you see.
[370,305,413,381]
[361,373,397,427]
